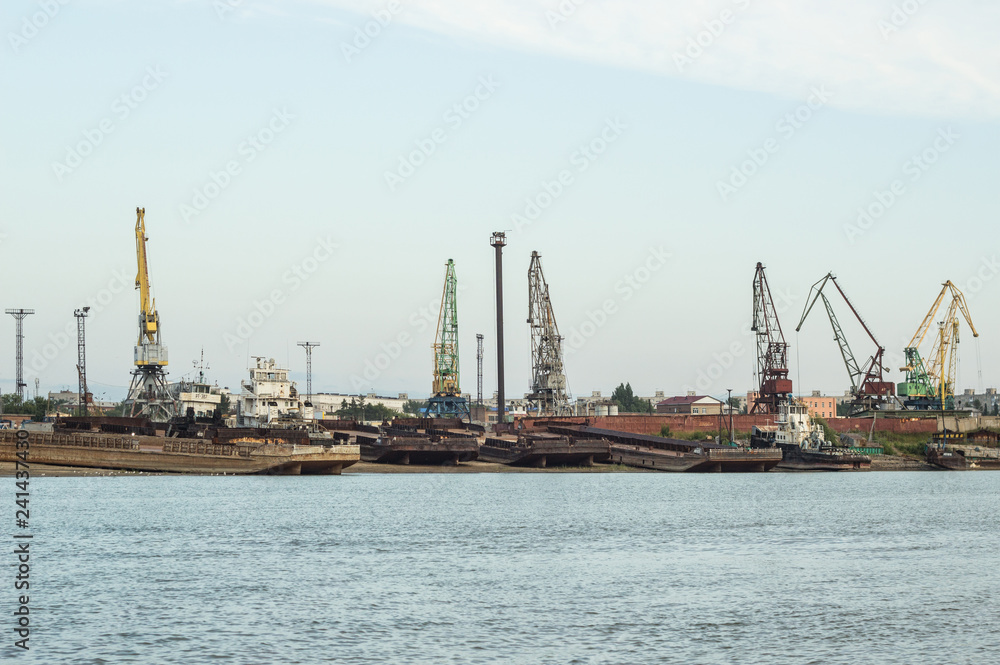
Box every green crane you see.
[425,259,469,419]
[898,281,978,410]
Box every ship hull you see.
[0,430,359,475]
[775,443,871,471]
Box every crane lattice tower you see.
[526,251,569,416]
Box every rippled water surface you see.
[9,472,1000,664]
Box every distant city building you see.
[954,388,998,414]
[311,392,411,417]
[46,390,117,413]
[800,391,840,419]
[656,393,723,415]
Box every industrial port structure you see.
[0,211,991,439]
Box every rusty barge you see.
[551,425,781,472]
[322,418,479,465]
[479,431,610,467]
[1,416,359,475]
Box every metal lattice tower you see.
[6,309,35,402]
[432,260,461,396]
[425,259,469,419]
[476,334,484,406]
[527,251,569,416]
[75,307,91,416]
[491,232,507,423]
[297,342,319,406]
[749,263,791,414]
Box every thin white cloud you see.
[313,0,1000,119]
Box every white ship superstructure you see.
[238,357,302,426]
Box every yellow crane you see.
[134,207,165,358]
[898,281,978,410]
[126,207,174,420]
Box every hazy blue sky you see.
[1,0,997,404]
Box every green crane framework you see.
[898,281,978,410]
[425,259,469,418]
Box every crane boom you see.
[796,272,893,413]
[432,259,461,396]
[126,207,174,421]
[135,207,159,347]
[899,281,978,409]
[425,259,469,419]
[527,251,569,415]
[750,262,792,414]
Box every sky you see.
[1,0,998,405]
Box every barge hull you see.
[0,431,359,475]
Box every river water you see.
[8,472,999,664]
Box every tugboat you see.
[750,401,871,471]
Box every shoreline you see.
[0,455,940,476]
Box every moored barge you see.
[1,416,359,475]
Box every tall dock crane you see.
[526,251,570,416]
[425,259,469,419]
[795,273,895,415]
[750,262,792,414]
[126,207,177,421]
[898,281,978,410]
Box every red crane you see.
[750,262,792,414]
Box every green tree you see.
[402,399,429,415]
[611,382,654,413]
[107,400,128,417]
[813,416,839,445]
[217,393,231,416]
[1,395,53,420]
[334,397,400,421]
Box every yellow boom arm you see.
[135,207,159,346]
